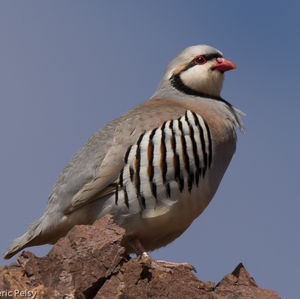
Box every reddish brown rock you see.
[0,215,280,299]
[214,263,280,299]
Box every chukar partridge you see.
[4,45,243,259]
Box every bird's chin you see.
[211,67,225,74]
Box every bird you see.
[4,44,243,260]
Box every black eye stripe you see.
[180,53,223,73]
[202,53,222,61]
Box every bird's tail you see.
[3,220,42,260]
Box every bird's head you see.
[154,45,235,99]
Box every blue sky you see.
[0,2,299,298]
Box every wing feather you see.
[62,99,188,214]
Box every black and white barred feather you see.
[115,110,213,211]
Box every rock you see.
[214,263,280,299]
[0,215,280,299]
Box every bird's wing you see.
[63,98,188,214]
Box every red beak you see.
[211,57,236,72]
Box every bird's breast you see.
[111,110,234,222]
[91,109,238,251]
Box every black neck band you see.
[169,73,239,122]
[170,73,224,101]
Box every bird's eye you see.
[193,55,207,65]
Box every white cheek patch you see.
[179,65,223,96]
[180,66,207,92]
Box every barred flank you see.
[117,110,213,211]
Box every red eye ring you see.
[193,55,207,65]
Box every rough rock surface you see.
[0,215,280,299]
